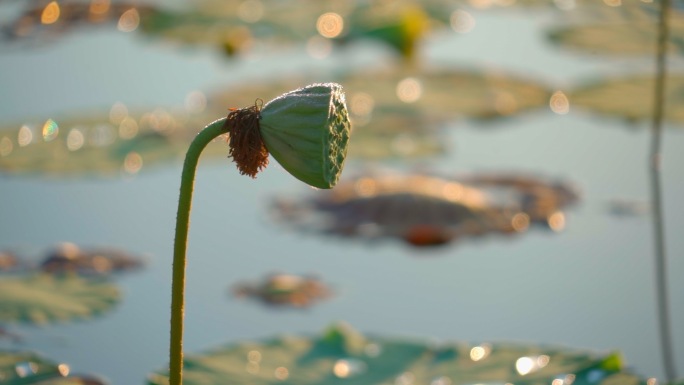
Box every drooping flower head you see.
[225,83,351,189]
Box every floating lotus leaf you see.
[0,107,225,177]
[548,18,684,56]
[209,69,550,122]
[270,171,579,247]
[0,350,106,385]
[568,74,684,125]
[0,274,120,325]
[232,273,333,308]
[39,242,145,276]
[4,2,155,42]
[147,323,645,385]
[138,0,455,58]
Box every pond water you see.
[1,3,683,385]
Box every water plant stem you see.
[650,0,678,382]
[170,118,228,385]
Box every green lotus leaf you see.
[548,19,684,56]
[0,274,120,325]
[205,69,550,164]
[0,108,225,178]
[0,350,106,384]
[147,323,646,385]
[137,0,455,58]
[568,74,684,125]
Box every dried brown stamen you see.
[224,99,269,178]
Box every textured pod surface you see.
[260,83,350,189]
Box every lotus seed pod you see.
[259,83,351,189]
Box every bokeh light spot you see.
[247,350,262,363]
[515,357,535,375]
[66,128,85,151]
[118,8,140,32]
[118,117,139,139]
[42,119,59,142]
[317,12,344,38]
[547,211,566,232]
[41,1,60,25]
[15,362,38,377]
[396,77,422,103]
[350,92,375,117]
[333,360,351,378]
[274,366,289,380]
[123,151,143,174]
[603,0,621,6]
[89,0,110,16]
[469,344,491,361]
[511,213,530,232]
[18,125,34,147]
[57,364,70,377]
[333,359,366,378]
[450,10,475,33]
[550,91,570,115]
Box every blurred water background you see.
[0,2,683,385]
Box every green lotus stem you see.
[169,118,228,385]
[168,83,350,385]
[649,0,678,382]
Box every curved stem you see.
[170,118,228,385]
[650,0,678,382]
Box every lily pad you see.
[0,350,106,385]
[138,0,455,58]
[209,68,551,122]
[4,2,155,42]
[147,323,645,385]
[548,19,684,56]
[568,74,684,125]
[0,274,120,325]
[39,242,145,276]
[207,68,549,161]
[0,107,227,177]
[232,273,333,308]
[270,171,579,247]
